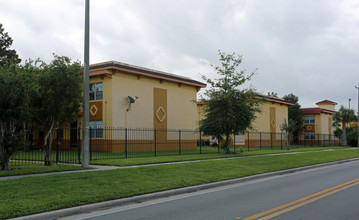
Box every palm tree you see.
[333,106,357,146]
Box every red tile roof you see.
[197,94,294,106]
[301,107,335,115]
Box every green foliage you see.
[0,23,21,66]
[333,106,357,146]
[0,55,82,168]
[283,93,304,132]
[200,51,261,154]
[347,127,358,147]
[31,55,82,165]
[0,63,32,170]
[280,119,297,148]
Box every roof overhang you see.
[301,107,335,115]
[88,61,207,89]
[256,94,294,106]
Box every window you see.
[304,116,315,124]
[89,82,103,100]
[89,120,103,138]
[304,132,315,140]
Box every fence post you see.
[179,130,181,155]
[281,133,282,150]
[56,128,59,164]
[260,132,262,150]
[270,132,273,150]
[78,126,81,164]
[247,132,250,152]
[125,128,128,158]
[233,133,236,153]
[89,127,92,161]
[154,129,157,157]
[311,134,313,147]
[199,131,202,154]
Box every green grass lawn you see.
[90,146,349,166]
[0,164,86,177]
[11,145,348,165]
[1,148,359,219]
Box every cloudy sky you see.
[1,0,358,110]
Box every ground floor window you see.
[304,132,315,140]
[89,120,103,138]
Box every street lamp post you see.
[82,0,90,168]
[356,85,359,148]
[349,98,351,109]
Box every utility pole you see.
[358,86,359,148]
[349,98,351,127]
[82,0,90,168]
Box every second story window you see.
[90,82,103,100]
[304,116,315,124]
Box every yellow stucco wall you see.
[319,113,334,134]
[252,101,289,133]
[100,71,198,131]
[304,113,335,135]
[197,100,289,134]
[317,104,335,111]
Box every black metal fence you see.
[8,127,342,166]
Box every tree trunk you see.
[1,122,14,171]
[44,120,55,166]
[341,122,347,146]
[1,157,10,171]
[223,133,232,154]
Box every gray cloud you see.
[0,0,358,111]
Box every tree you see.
[32,55,82,165]
[199,51,261,154]
[280,119,296,149]
[0,24,21,67]
[0,63,34,170]
[283,93,304,135]
[333,106,357,146]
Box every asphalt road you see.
[63,160,359,220]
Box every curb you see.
[12,157,359,220]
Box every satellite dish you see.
[128,96,135,104]
[127,96,139,111]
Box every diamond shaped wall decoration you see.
[90,104,98,116]
[156,106,166,122]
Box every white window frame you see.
[304,116,315,124]
[90,82,103,100]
